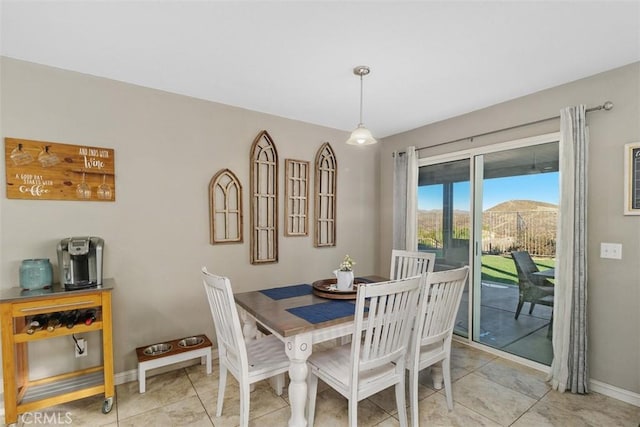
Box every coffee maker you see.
[57,237,104,289]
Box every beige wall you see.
[0,57,380,378]
[2,56,638,399]
[378,62,640,395]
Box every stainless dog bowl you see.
[143,343,172,356]
[178,336,204,348]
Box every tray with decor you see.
[312,278,368,300]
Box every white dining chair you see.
[406,266,469,427]
[201,267,289,427]
[390,249,436,280]
[306,275,422,427]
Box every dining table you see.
[531,267,555,338]
[234,275,387,427]
[532,267,555,279]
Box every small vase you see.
[20,259,53,290]
[333,270,354,291]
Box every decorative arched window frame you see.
[209,169,243,244]
[285,159,310,236]
[314,142,337,247]
[250,130,279,264]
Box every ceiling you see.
[1,1,639,138]
[419,141,559,185]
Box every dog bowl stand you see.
[135,334,212,393]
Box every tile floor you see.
[6,341,640,426]
[457,282,554,365]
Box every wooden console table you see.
[0,280,114,425]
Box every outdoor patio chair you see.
[406,266,469,426]
[390,249,436,280]
[306,275,422,427]
[202,267,289,427]
[511,251,555,319]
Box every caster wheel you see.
[102,397,113,414]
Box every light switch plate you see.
[600,243,622,259]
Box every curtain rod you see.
[415,101,614,152]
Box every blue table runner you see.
[287,300,367,324]
[259,277,377,301]
[260,284,312,300]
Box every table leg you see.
[1,303,18,425]
[285,332,312,427]
[239,307,258,340]
[102,290,115,400]
[431,364,444,390]
[138,363,147,393]
[238,308,259,392]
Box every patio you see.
[456,281,554,365]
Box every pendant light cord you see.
[359,73,364,126]
[346,65,377,145]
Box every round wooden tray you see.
[312,278,367,300]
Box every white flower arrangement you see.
[338,254,356,272]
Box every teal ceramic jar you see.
[19,259,53,290]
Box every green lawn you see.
[481,254,555,286]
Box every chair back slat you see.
[390,250,436,280]
[405,266,469,420]
[511,251,539,276]
[354,276,421,374]
[416,267,469,350]
[202,267,248,370]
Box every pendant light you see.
[346,65,377,146]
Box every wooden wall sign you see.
[5,138,115,202]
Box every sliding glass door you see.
[417,157,471,337]
[474,142,558,365]
[416,135,559,365]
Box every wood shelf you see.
[70,169,115,176]
[1,283,115,425]
[15,321,103,343]
[19,369,104,409]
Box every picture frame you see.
[624,142,640,215]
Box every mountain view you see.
[418,200,558,256]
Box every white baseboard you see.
[116,353,218,386]
[590,379,640,407]
[458,339,640,408]
[1,353,220,424]
[115,367,138,385]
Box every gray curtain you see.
[549,105,589,393]
[392,147,417,250]
[392,150,408,250]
